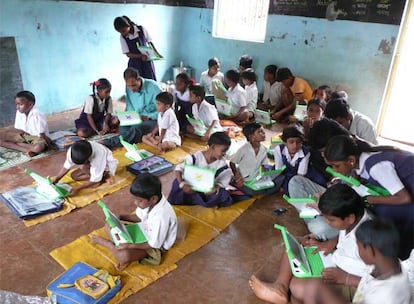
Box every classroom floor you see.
[0,107,309,303]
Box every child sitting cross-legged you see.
[230,122,279,196]
[168,132,234,208]
[185,84,222,142]
[91,173,177,271]
[240,69,258,122]
[304,218,412,304]
[142,92,181,153]
[249,184,372,304]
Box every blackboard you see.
[269,0,406,25]
[0,37,23,128]
[69,0,209,7]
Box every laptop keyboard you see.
[304,247,324,275]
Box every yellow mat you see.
[50,198,256,303]
[23,149,135,227]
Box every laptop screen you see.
[105,207,131,242]
[285,231,310,272]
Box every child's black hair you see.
[264,65,278,77]
[130,173,162,200]
[318,184,365,220]
[113,16,135,32]
[225,69,240,84]
[276,67,293,82]
[281,124,304,142]
[176,72,192,85]
[239,55,253,69]
[156,92,173,106]
[324,98,350,119]
[307,98,326,111]
[355,218,400,259]
[316,85,332,99]
[307,118,350,150]
[189,85,205,100]
[242,122,262,141]
[324,135,396,162]
[330,90,348,102]
[123,67,140,80]
[240,68,257,82]
[70,140,92,164]
[208,57,220,68]
[208,131,231,147]
[15,91,36,104]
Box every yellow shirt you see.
[290,77,313,101]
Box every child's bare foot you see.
[249,275,288,304]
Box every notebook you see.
[282,194,320,219]
[126,155,174,177]
[116,110,142,126]
[244,165,286,191]
[183,164,216,193]
[215,98,233,116]
[98,200,147,246]
[254,109,275,125]
[119,135,153,162]
[274,224,335,278]
[136,44,162,61]
[25,169,71,199]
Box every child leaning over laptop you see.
[304,218,412,304]
[230,122,280,196]
[53,140,118,196]
[168,132,234,208]
[250,184,372,304]
[91,173,177,270]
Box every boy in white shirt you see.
[186,85,222,142]
[221,69,248,123]
[241,69,258,121]
[0,91,50,156]
[143,92,181,153]
[199,57,224,95]
[92,173,177,270]
[304,218,412,304]
[53,140,119,196]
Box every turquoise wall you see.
[0,0,400,124]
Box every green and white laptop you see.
[116,110,142,126]
[183,164,216,193]
[244,165,286,191]
[215,98,234,116]
[274,224,335,278]
[254,109,275,125]
[119,135,152,162]
[25,169,71,200]
[186,114,222,137]
[293,102,308,121]
[98,200,147,246]
[282,194,320,219]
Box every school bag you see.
[47,261,121,304]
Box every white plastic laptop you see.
[183,164,216,193]
[274,224,335,278]
[254,109,275,125]
[116,110,142,126]
[119,136,152,162]
[215,98,233,116]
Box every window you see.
[212,0,270,43]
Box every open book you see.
[136,44,162,61]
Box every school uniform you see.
[15,106,49,137]
[245,82,258,112]
[356,150,414,259]
[352,265,411,304]
[120,24,156,80]
[174,88,192,131]
[168,151,234,208]
[349,109,378,144]
[135,196,177,251]
[75,94,113,131]
[64,141,118,182]
[227,83,247,113]
[333,210,372,277]
[192,100,222,131]
[290,77,313,101]
[199,70,224,94]
[157,108,181,146]
[262,81,283,106]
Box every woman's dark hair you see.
[318,184,365,219]
[208,131,231,147]
[225,69,240,84]
[356,218,400,259]
[130,173,162,200]
[281,124,304,142]
[15,91,36,104]
[70,141,92,164]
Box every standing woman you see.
[114,16,162,80]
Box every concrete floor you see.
[0,108,309,303]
